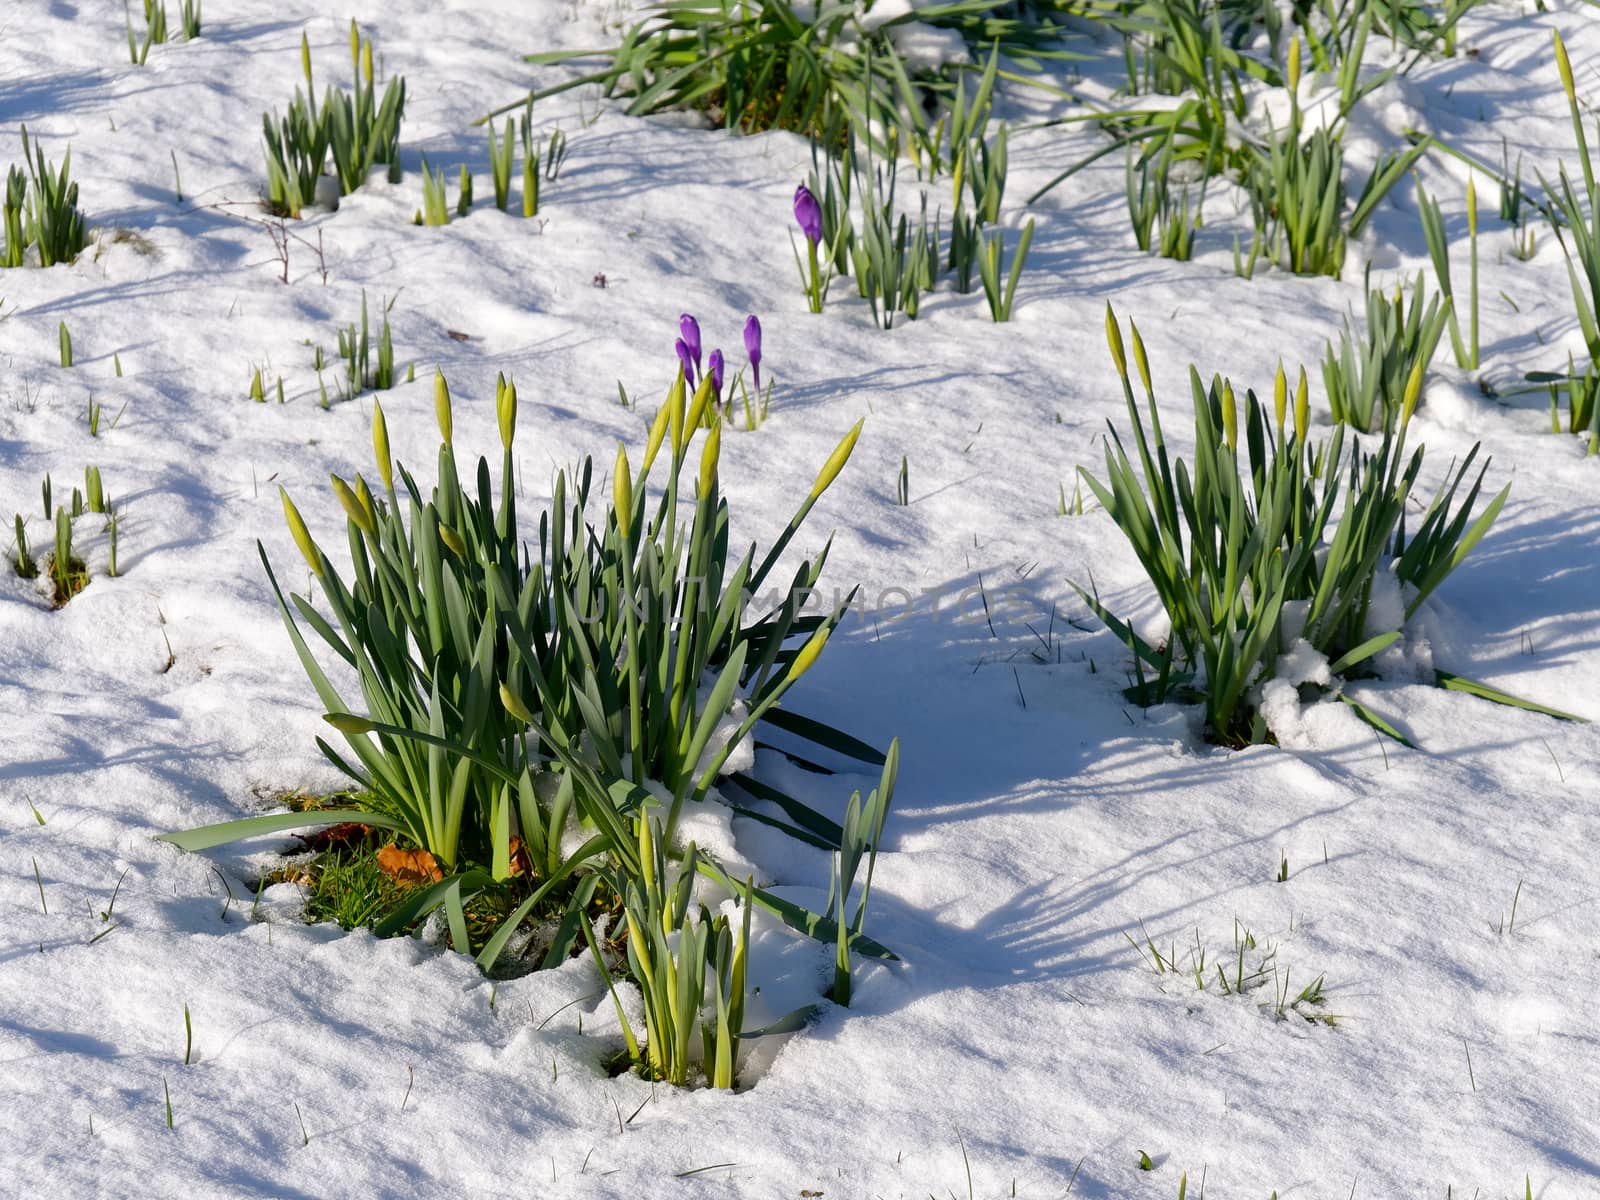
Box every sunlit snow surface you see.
[2,2,1598,1195]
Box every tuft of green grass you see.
[301,841,412,931]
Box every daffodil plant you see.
[1075,308,1575,747]
[163,365,895,976]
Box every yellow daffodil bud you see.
[324,712,376,735]
[1294,365,1310,441]
[498,682,535,725]
[438,524,467,558]
[1131,322,1152,394]
[372,398,393,491]
[1105,305,1127,379]
[1401,360,1424,426]
[614,444,633,529]
[434,368,453,444]
[810,418,863,503]
[642,398,671,477]
[280,487,321,576]
[685,371,715,434]
[1556,30,1576,102]
[497,373,518,451]
[699,420,721,499]
[668,367,687,456]
[331,474,375,536]
[790,622,833,680]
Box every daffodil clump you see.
[264,23,405,218]
[2,127,87,268]
[1076,308,1521,747]
[165,362,898,1075]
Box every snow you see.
[3,1,1600,1196]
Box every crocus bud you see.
[1221,381,1238,451]
[348,19,360,72]
[743,315,762,391]
[300,31,313,87]
[1287,35,1301,95]
[1466,176,1477,238]
[675,338,696,389]
[708,348,725,400]
[794,184,822,244]
[434,368,453,444]
[1274,363,1288,434]
[679,313,702,371]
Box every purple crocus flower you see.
[708,348,725,399]
[675,337,696,387]
[679,313,702,371]
[743,315,762,392]
[793,184,822,245]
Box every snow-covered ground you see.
[3,1,1598,1195]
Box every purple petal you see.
[675,337,696,388]
[679,313,702,369]
[793,184,822,244]
[743,315,762,392]
[709,348,725,396]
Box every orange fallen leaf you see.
[376,844,444,885]
[508,836,530,879]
